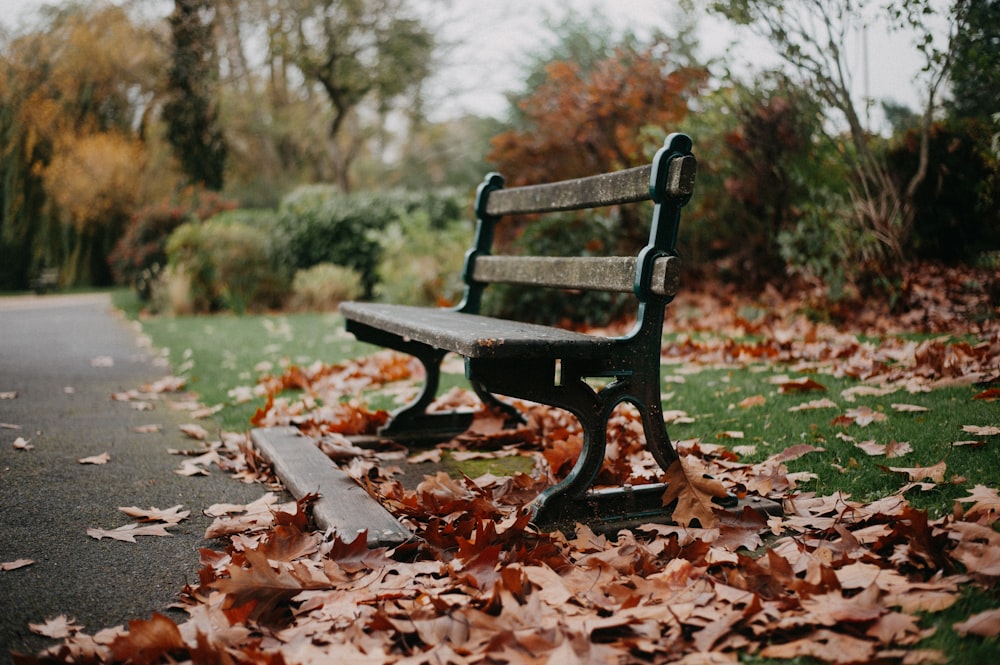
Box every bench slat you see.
[484,164,652,216]
[340,302,616,360]
[471,254,680,297]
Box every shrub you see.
[375,210,470,307]
[290,263,363,311]
[165,219,289,314]
[108,187,237,300]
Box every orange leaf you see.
[661,458,729,528]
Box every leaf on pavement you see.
[13,436,33,450]
[179,423,210,440]
[78,451,111,465]
[0,390,17,399]
[87,523,174,542]
[132,424,163,433]
[2,558,35,571]
[29,615,84,639]
[119,505,190,524]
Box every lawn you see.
[112,288,1000,664]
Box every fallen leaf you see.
[953,608,1000,637]
[179,423,210,440]
[955,485,1000,520]
[883,461,947,483]
[86,523,174,542]
[0,422,21,429]
[13,436,33,451]
[132,424,163,433]
[1,558,35,571]
[108,613,186,663]
[776,376,827,393]
[119,505,190,524]
[891,403,929,412]
[1,390,18,399]
[844,406,888,427]
[972,387,1000,401]
[789,397,839,411]
[661,458,729,528]
[855,440,912,458]
[78,452,111,465]
[29,615,84,639]
[962,425,1000,436]
[738,394,766,409]
[90,355,114,367]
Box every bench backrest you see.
[456,132,696,316]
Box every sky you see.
[0,0,937,130]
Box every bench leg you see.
[344,321,474,441]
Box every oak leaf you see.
[954,484,1000,520]
[2,558,35,571]
[108,613,186,665]
[883,461,947,483]
[178,423,210,440]
[29,615,84,639]
[661,457,729,528]
[119,505,190,524]
[87,523,173,542]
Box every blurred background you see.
[1,0,996,322]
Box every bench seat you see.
[340,302,616,360]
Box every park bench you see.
[339,132,703,532]
[30,268,60,294]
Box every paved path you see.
[0,294,268,660]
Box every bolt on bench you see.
[341,133,699,531]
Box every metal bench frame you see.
[341,133,697,530]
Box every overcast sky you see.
[1,0,934,128]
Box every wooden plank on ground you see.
[250,426,412,548]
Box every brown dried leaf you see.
[776,376,828,393]
[178,423,210,440]
[962,425,1000,436]
[883,461,947,483]
[119,505,190,524]
[86,523,174,542]
[13,436,33,451]
[2,558,35,571]
[953,608,1000,637]
[78,451,111,465]
[661,457,728,528]
[29,615,84,639]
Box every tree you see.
[710,0,969,277]
[163,0,228,190]
[277,0,435,192]
[946,0,1000,120]
[0,2,167,286]
[488,32,707,249]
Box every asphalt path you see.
[0,293,270,661]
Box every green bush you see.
[165,219,289,313]
[290,263,363,311]
[375,210,470,307]
[108,188,237,300]
[275,186,468,300]
[483,211,633,327]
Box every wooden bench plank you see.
[471,254,680,296]
[250,426,412,547]
[339,302,616,359]
[484,164,652,216]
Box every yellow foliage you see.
[43,132,148,233]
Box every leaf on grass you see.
[962,425,1000,436]
[2,558,35,571]
[179,423,210,440]
[891,403,929,412]
[13,436,33,451]
[87,523,173,542]
[775,376,827,393]
[972,387,1000,402]
[661,458,728,528]
[789,397,838,412]
[29,615,84,639]
[78,452,110,465]
[737,394,766,409]
[882,461,947,483]
[955,485,1000,520]
[855,440,912,458]
[119,505,190,524]
[843,406,887,427]
[953,608,1000,637]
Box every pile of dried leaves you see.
[17,269,1000,664]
